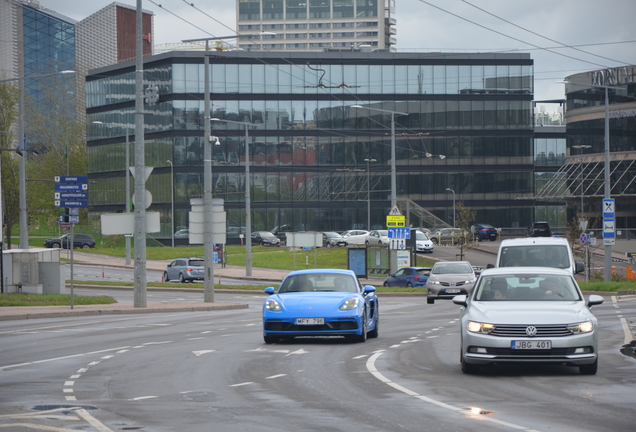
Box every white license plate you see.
[295,318,324,325]
[445,288,461,293]
[511,340,552,350]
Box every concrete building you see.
[236,0,396,52]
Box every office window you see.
[286,0,308,19]
[310,0,331,18]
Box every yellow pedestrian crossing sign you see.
[389,205,402,216]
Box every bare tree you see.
[454,201,476,261]
[0,82,19,248]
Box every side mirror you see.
[452,295,467,307]
[587,294,604,308]
[264,287,275,294]
[363,285,376,294]
[575,262,585,274]
[487,263,495,269]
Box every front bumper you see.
[263,314,363,338]
[461,331,598,365]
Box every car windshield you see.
[415,232,429,240]
[499,245,570,269]
[433,263,473,274]
[278,273,358,293]
[473,274,581,301]
[325,232,341,238]
[260,232,276,238]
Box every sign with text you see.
[386,215,405,228]
[55,176,88,183]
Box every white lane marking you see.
[192,350,216,356]
[245,347,268,352]
[620,317,632,344]
[65,396,77,401]
[75,408,114,432]
[286,349,309,356]
[116,350,128,354]
[201,331,212,334]
[88,361,100,366]
[0,347,129,370]
[366,351,541,431]
[187,337,205,341]
[266,374,287,379]
[230,382,254,387]
[352,355,368,359]
[64,381,74,386]
[69,375,80,379]
[131,396,158,401]
[143,341,172,345]
[63,389,73,393]
[101,355,114,360]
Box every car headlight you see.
[428,280,441,285]
[340,297,359,311]
[264,299,282,312]
[467,321,495,334]
[568,321,594,334]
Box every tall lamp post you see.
[563,80,612,281]
[364,158,376,230]
[167,159,174,248]
[446,188,456,228]
[211,118,256,277]
[0,70,75,249]
[93,121,132,264]
[572,144,592,219]
[351,105,408,208]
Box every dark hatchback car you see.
[252,231,281,246]
[44,233,96,249]
[383,267,431,287]
[470,223,498,241]
[528,222,552,237]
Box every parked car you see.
[174,229,189,239]
[340,229,369,245]
[365,230,389,245]
[252,231,281,246]
[44,233,95,249]
[528,221,552,237]
[470,223,498,241]
[383,267,431,287]
[490,237,585,275]
[226,226,246,238]
[262,269,378,343]
[163,257,204,283]
[429,228,466,245]
[271,224,293,241]
[322,232,348,248]
[453,267,604,374]
[426,261,476,304]
[414,230,434,253]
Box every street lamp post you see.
[167,159,174,248]
[563,80,613,281]
[0,70,75,249]
[364,158,377,230]
[446,188,456,228]
[211,118,256,277]
[351,105,408,208]
[572,144,592,220]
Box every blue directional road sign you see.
[55,176,88,183]
[55,192,88,199]
[55,184,88,192]
[55,200,89,208]
[388,227,411,239]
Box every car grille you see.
[265,319,358,332]
[491,324,572,337]
[488,347,574,355]
[440,281,470,286]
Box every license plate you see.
[445,288,460,293]
[511,340,552,350]
[295,318,324,325]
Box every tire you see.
[51,242,61,249]
[179,273,186,283]
[406,282,413,288]
[427,297,435,304]
[489,237,497,241]
[579,359,598,375]
[365,241,370,245]
[461,356,478,374]
[431,238,438,245]
[326,243,333,248]
[163,272,170,282]
[367,309,379,339]
[264,335,279,344]
[383,282,390,287]
[355,311,368,343]
[81,244,90,249]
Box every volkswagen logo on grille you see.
[525,326,538,337]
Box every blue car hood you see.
[275,292,357,310]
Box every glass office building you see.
[86,50,537,241]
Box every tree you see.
[453,201,476,261]
[0,81,19,248]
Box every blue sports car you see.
[262,269,379,344]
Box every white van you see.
[489,237,585,275]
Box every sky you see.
[42,0,636,102]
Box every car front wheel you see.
[431,238,438,245]
[264,335,279,344]
[383,282,390,287]
[81,244,91,249]
[579,359,598,375]
[461,356,478,374]
[51,242,61,248]
[326,243,332,248]
[406,282,413,288]
[427,297,435,304]
[355,311,367,343]
[163,272,170,282]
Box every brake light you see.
[413,276,420,281]
[186,267,193,272]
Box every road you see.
[1,290,634,431]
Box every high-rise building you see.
[236,0,396,52]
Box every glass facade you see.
[86,51,538,240]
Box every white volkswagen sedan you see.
[453,267,604,375]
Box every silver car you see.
[453,267,604,375]
[164,257,204,283]
[426,261,476,304]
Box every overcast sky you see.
[42,0,636,102]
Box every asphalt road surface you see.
[1,291,634,432]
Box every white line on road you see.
[0,346,130,370]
